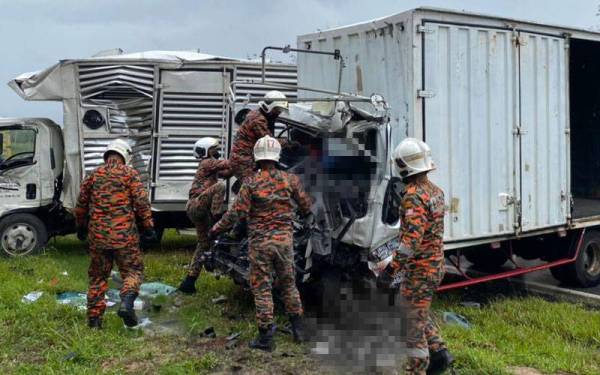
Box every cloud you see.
[0,0,597,122]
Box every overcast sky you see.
[0,0,598,123]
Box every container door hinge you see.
[563,32,571,49]
[514,199,522,229]
[513,126,528,135]
[417,90,435,98]
[417,25,434,34]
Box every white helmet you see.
[392,138,435,177]
[259,90,289,114]
[253,135,281,162]
[104,139,133,165]
[193,137,219,159]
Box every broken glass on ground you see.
[139,282,177,298]
[22,291,43,303]
[442,312,472,329]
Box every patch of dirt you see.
[508,367,574,375]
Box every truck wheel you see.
[464,247,509,271]
[549,265,572,285]
[0,214,48,257]
[556,230,600,288]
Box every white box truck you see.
[0,50,296,256]
[297,7,600,288]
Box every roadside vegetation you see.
[0,231,599,374]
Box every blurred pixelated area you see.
[303,280,410,373]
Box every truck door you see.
[152,70,230,204]
[517,32,569,231]
[422,23,519,242]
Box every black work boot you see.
[289,314,306,343]
[178,275,198,294]
[88,317,102,329]
[248,325,276,352]
[117,293,139,327]
[427,348,455,375]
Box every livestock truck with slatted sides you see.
[0,50,297,256]
[295,7,600,289]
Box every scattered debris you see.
[129,317,152,330]
[49,277,60,287]
[442,312,472,329]
[139,282,177,298]
[212,295,227,304]
[281,352,295,358]
[63,352,78,362]
[227,332,241,341]
[56,292,87,310]
[57,291,120,310]
[61,271,69,276]
[202,326,216,338]
[225,339,238,349]
[22,291,43,303]
[133,299,144,311]
[459,301,481,309]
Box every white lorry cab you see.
[2,50,297,256]
[0,118,67,256]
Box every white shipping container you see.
[297,7,600,248]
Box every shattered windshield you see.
[0,128,36,171]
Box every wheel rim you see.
[583,241,600,278]
[2,223,37,256]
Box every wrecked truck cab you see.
[0,118,70,256]
[213,98,402,285]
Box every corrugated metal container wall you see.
[517,32,569,232]
[297,9,570,244]
[422,23,518,241]
[297,11,414,148]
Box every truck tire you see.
[549,265,572,285]
[553,230,600,288]
[0,213,48,257]
[464,247,509,271]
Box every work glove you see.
[303,213,316,230]
[140,228,158,244]
[231,220,247,240]
[76,226,87,242]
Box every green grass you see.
[0,231,599,374]
[436,295,600,374]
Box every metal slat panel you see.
[83,138,152,185]
[160,92,225,131]
[234,65,298,103]
[79,65,154,101]
[424,23,517,242]
[157,138,201,180]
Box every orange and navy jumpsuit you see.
[75,157,153,320]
